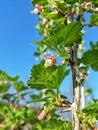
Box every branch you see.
[61,108,71,113]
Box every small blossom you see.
[35,4,42,10]
[49,20,54,26]
[33,4,43,14]
[81,1,88,11]
[81,1,87,8]
[71,8,76,14]
[44,56,56,67]
[85,2,92,10]
[78,44,83,50]
[95,8,98,12]
[79,63,84,67]
[80,72,88,80]
[42,89,46,98]
[37,109,50,120]
[42,18,47,26]
[82,2,93,11]
[80,1,93,12]
[67,16,72,24]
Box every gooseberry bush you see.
[0,0,98,130]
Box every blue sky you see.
[0,0,40,81]
[0,1,98,99]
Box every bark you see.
[81,84,85,109]
[66,10,83,130]
[70,44,81,130]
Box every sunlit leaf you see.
[90,14,98,26]
[47,65,70,89]
[82,50,98,71]
[28,63,70,89]
[32,0,48,6]
[27,63,57,90]
[35,22,82,54]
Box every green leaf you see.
[83,103,98,116]
[82,50,98,71]
[28,63,70,90]
[90,41,98,50]
[55,2,67,13]
[85,88,92,96]
[92,0,98,6]
[32,97,51,103]
[91,63,98,71]
[36,119,72,130]
[0,85,9,93]
[45,89,56,96]
[0,70,19,81]
[63,22,82,46]
[32,0,48,6]
[63,0,84,4]
[14,81,27,92]
[79,66,89,73]
[90,14,98,26]
[64,0,77,4]
[1,93,14,100]
[31,93,42,100]
[0,70,19,92]
[45,12,61,19]
[27,63,57,90]
[35,22,82,52]
[47,66,70,89]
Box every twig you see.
[61,108,71,113]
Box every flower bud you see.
[37,109,50,120]
[85,2,92,11]
[44,56,56,67]
[42,18,47,26]
[33,4,43,14]
[71,8,76,15]
[80,72,88,80]
[95,8,98,12]
[81,1,87,11]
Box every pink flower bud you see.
[80,72,88,80]
[81,1,87,7]
[81,1,92,11]
[35,4,42,10]
[44,56,56,67]
[71,8,76,14]
[37,110,50,120]
[81,1,87,11]
[33,4,43,14]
